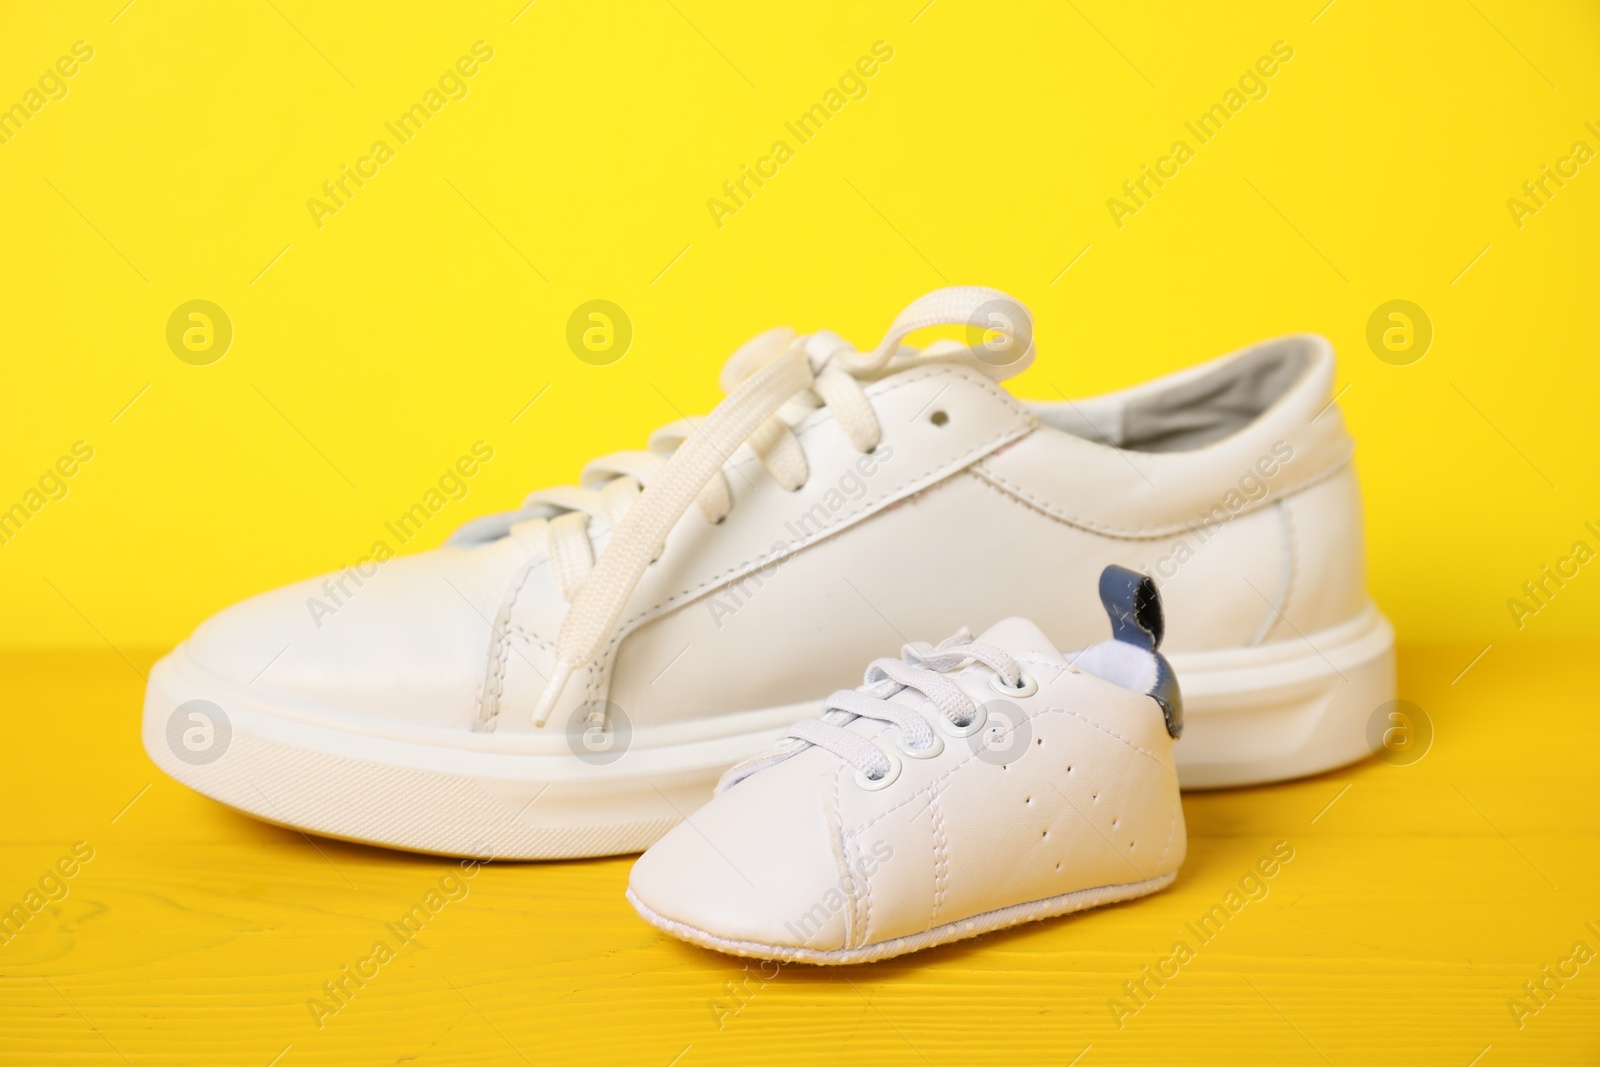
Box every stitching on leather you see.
[849,833,871,947]
[1014,654,1072,680]
[851,703,1170,838]
[1058,707,1169,764]
[968,451,1352,540]
[505,623,554,652]
[481,559,541,733]
[483,639,509,732]
[482,606,512,730]
[827,765,867,947]
[584,374,1037,694]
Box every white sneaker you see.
[142,287,1392,859]
[628,566,1185,964]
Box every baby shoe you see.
[627,565,1185,963]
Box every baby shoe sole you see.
[626,870,1179,965]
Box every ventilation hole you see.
[1111,817,1120,828]
[1055,862,1062,871]
[929,410,949,427]
[1035,738,1043,746]
[1092,793,1099,803]
[1129,841,1136,849]
[1025,797,1032,805]
[1042,829,1049,838]
[1067,765,1074,774]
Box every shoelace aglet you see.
[530,661,572,728]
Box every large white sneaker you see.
[142,287,1393,859]
[628,567,1186,964]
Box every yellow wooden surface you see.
[2,643,1595,1065]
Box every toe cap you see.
[628,757,853,954]
[184,539,531,729]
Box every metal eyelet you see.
[898,732,944,759]
[989,670,1038,698]
[855,749,902,791]
[938,703,989,738]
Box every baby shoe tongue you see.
[972,617,1064,661]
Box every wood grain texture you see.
[1,644,1596,1065]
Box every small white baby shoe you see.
[627,565,1185,964]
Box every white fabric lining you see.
[1069,639,1159,695]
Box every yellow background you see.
[2,1,1598,1064]
[1,0,1597,647]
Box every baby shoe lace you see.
[522,286,1034,725]
[721,630,1024,786]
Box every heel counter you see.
[1276,462,1369,635]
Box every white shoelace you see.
[521,286,1034,725]
[721,631,1025,786]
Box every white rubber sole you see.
[142,603,1393,858]
[142,647,810,860]
[627,871,1178,964]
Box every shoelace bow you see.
[523,286,1035,725]
[778,632,1025,782]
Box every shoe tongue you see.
[972,617,1064,661]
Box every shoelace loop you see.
[731,631,1024,786]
